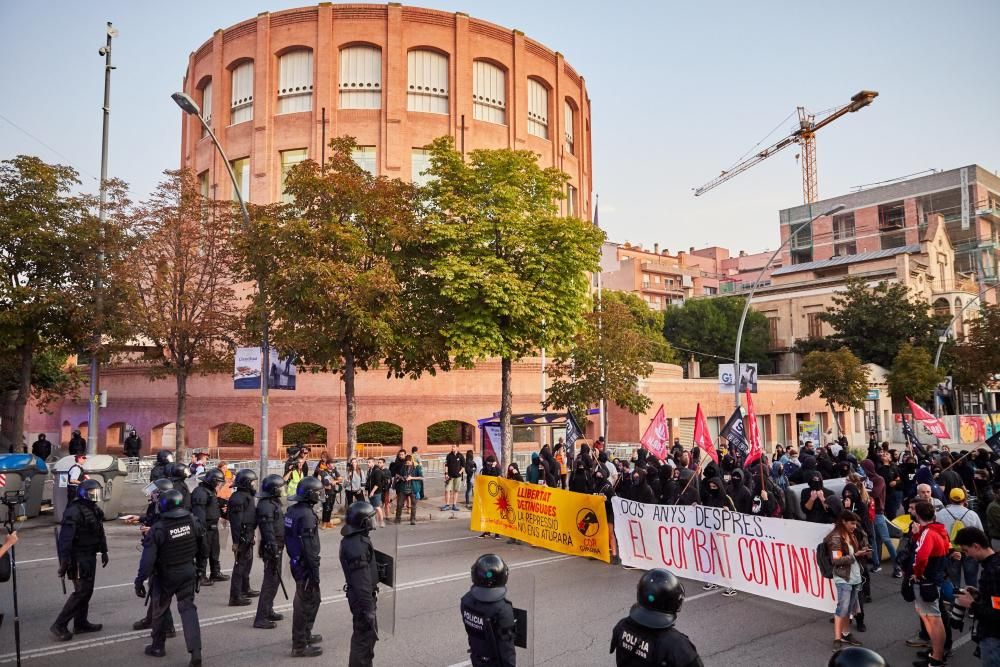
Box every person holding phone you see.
[825,510,872,651]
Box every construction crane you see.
[694,90,878,204]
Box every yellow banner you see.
[470,475,610,562]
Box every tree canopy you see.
[421,136,603,461]
[887,342,944,409]
[947,304,1000,391]
[796,348,870,436]
[662,296,771,377]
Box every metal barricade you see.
[126,456,155,483]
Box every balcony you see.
[790,234,812,250]
[768,338,788,351]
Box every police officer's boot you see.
[200,573,213,587]
[189,649,202,667]
[49,623,72,641]
[290,645,322,658]
[144,645,166,658]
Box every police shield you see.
[370,520,398,638]
[505,568,534,666]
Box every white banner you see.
[611,497,836,612]
[484,425,502,467]
[234,347,262,389]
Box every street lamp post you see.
[171,92,269,477]
[732,203,845,410]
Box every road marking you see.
[0,555,572,663]
[446,662,472,667]
[16,556,57,564]
[400,535,478,549]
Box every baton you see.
[53,526,66,595]
[277,564,289,601]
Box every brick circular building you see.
[180,3,592,217]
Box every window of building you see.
[411,148,433,186]
[231,157,250,202]
[407,49,447,114]
[280,148,308,203]
[564,101,575,155]
[200,80,213,137]
[832,212,855,241]
[277,49,313,114]
[833,241,857,256]
[880,231,907,250]
[776,414,789,445]
[340,45,382,110]
[767,317,779,348]
[472,60,506,125]
[351,146,376,175]
[653,275,661,284]
[703,286,717,296]
[877,201,905,231]
[566,183,577,217]
[526,78,548,139]
[230,61,254,125]
[198,170,210,199]
[807,312,823,339]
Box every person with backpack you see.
[823,510,872,651]
[937,487,983,590]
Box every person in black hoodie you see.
[727,469,753,514]
[801,473,837,523]
[629,469,656,504]
[478,455,502,540]
[569,454,594,494]
[748,466,779,518]
[702,477,735,510]
[539,445,560,487]
[658,465,678,505]
[789,454,818,485]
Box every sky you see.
[2,0,998,254]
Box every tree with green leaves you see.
[887,342,945,410]
[948,304,1000,392]
[253,137,449,461]
[662,296,771,377]
[129,170,243,460]
[421,137,604,463]
[796,348,870,437]
[821,279,945,368]
[602,290,678,364]
[0,155,132,449]
[544,292,656,427]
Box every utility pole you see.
[88,22,116,456]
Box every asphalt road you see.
[0,491,980,667]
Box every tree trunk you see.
[828,401,841,440]
[500,357,513,465]
[176,370,188,462]
[10,342,33,453]
[345,350,357,461]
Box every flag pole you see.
[678,456,707,501]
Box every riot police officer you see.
[285,476,324,658]
[340,501,381,667]
[51,479,109,641]
[166,462,193,510]
[254,473,286,629]
[191,468,229,586]
[828,647,887,667]
[133,478,177,635]
[610,569,702,667]
[229,468,259,606]
[124,430,143,458]
[150,450,174,482]
[134,489,207,666]
[460,553,516,667]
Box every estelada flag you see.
[906,397,951,439]
[744,389,763,467]
[639,405,670,461]
[693,403,718,464]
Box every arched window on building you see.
[564,99,576,155]
[526,78,549,139]
[230,60,254,125]
[199,79,212,137]
[340,45,382,110]
[473,60,506,125]
[407,49,448,114]
[277,49,313,114]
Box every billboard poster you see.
[798,420,820,445]
[718,363,758,394]
[267,349,297,390]
[233,347,262,389]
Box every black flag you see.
[565,411,583,462]
[720,407,749,464]
[902,416,929,459]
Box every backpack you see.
[816,540,835,579]
[947,508,970,542]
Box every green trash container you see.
[0,453,49,518]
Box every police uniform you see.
[172,477,192,510]
[229,484,257,602]
[254,487,286,627]
[133,486,176,635]
[285,495,322,654]
[135,497,207,663]
[52,489,107,637]
[610,617,702,667]
[460,587,516,666]
[340,519,379,666]
[191,477,224,580]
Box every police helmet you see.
[158,488,185,514]
[342,501,376,536]
[629,568,684,630]
[202,468,225,488]
[155,450,174,466]
[151,478,174,500]
[78,479,102,503]
[258,474,286,499]
[165,462,189,480]
[828,647,888,667]
[471,554,509,588]
[290,476,323,504]
[233,469,258,493]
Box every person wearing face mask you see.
[802,473,837,524]
[727,469,753,514]
[629,469,656,504]
[478,455,502,540]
